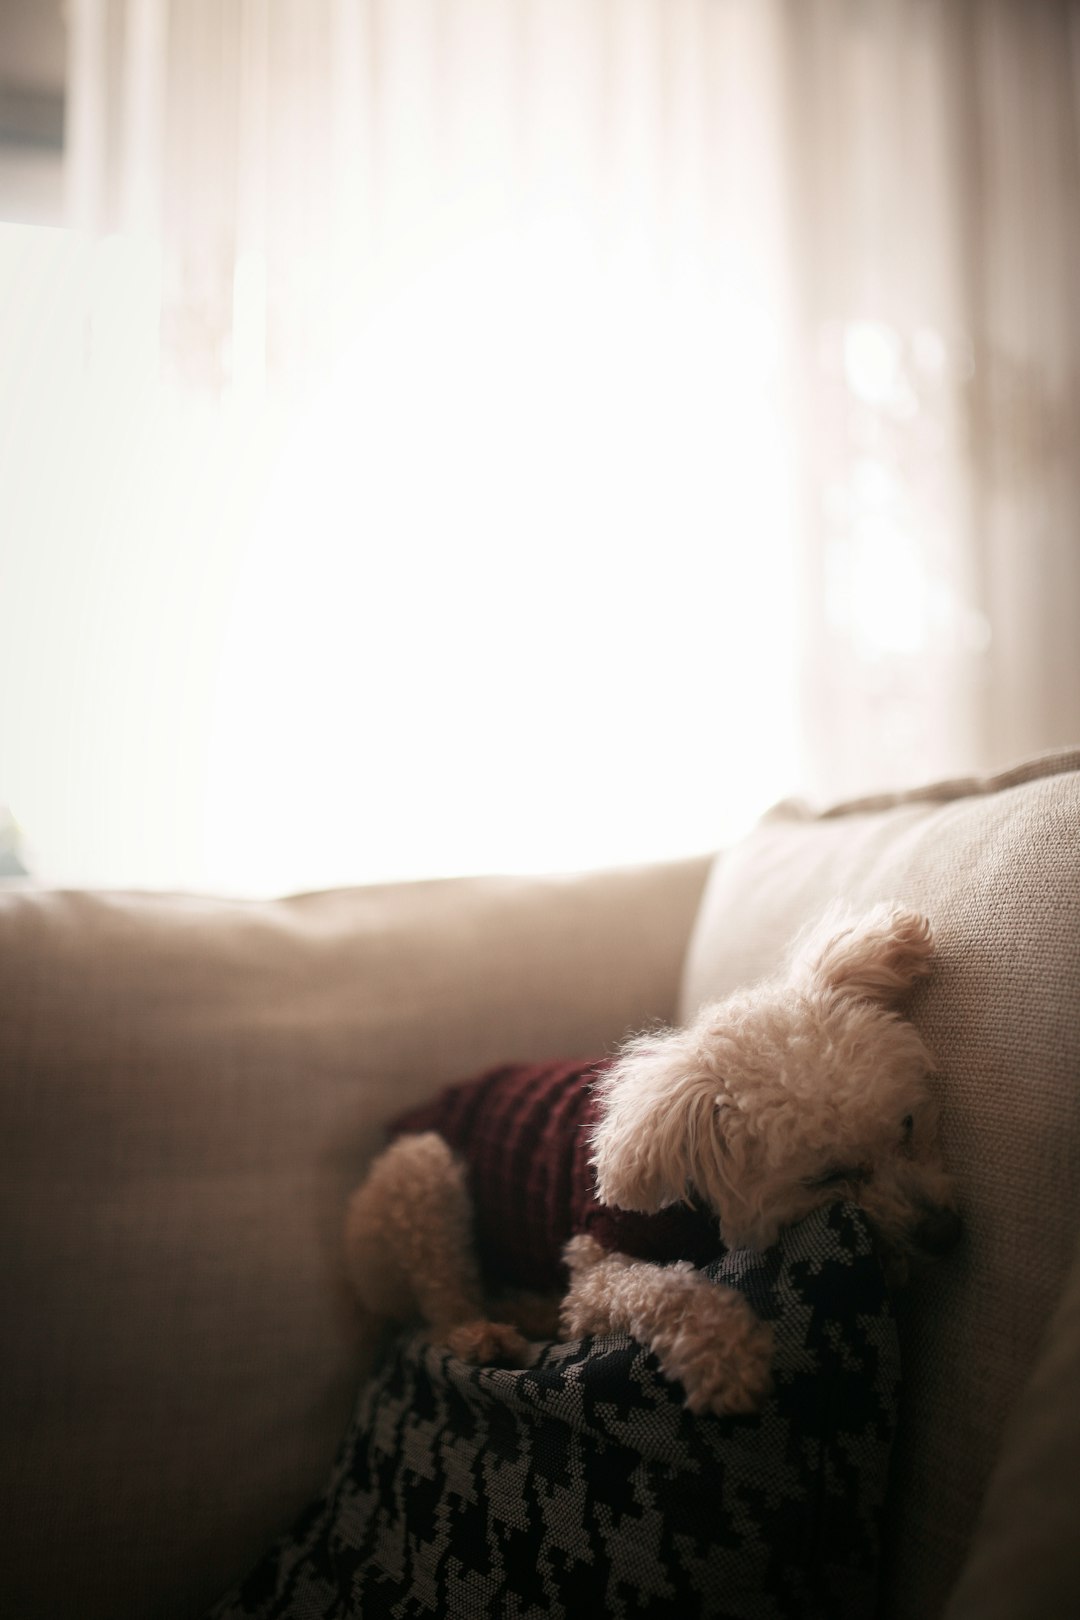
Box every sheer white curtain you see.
[779,0,1080,797]
[3,0,1077,891]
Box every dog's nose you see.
[913,1204,963,1255]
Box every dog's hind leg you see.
[344,1131,528,1365]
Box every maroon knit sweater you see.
[388,1058,724,1292]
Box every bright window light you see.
[0,219,801,893]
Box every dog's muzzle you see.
[912,1203,963,1255]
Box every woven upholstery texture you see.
[679,749,1080,1620]
[944,1224,1080,1620]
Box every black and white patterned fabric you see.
[208,1201,899,1620]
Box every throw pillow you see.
[207,1199,899,1620]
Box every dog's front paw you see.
[559,1244,624,1339]
[445,1318,529,1367]
[677,1307,774,1417]
[559,1286,603,1342]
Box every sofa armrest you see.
[0,858,708,1620]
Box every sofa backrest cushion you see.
[678,749,1080,1620]
[0,860,706,1620]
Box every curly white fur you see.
[591,903,952,1255]
[344,902,960,1417]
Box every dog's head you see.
[590,903,960,1267]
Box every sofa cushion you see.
[678,749,1080,1620]
[0,859,707,1620]
[209,1201,899,1620]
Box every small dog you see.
[344,903,960,1416]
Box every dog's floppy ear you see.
[793,902,934,1005]
[589,1030,707,1213]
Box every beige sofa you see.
[2,749,1077,1619]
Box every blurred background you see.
[0,0,1077,894]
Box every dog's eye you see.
[806,1165,867,1189]
[901,1114,914,1141]
[809,1168,848,1188]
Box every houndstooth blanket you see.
[208,1201,899,1620]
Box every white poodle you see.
[344,903,960,1416]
